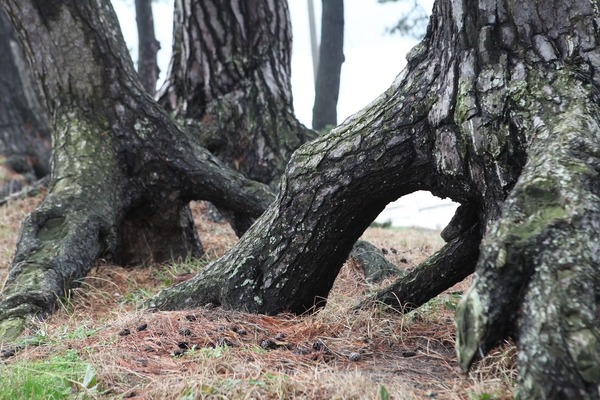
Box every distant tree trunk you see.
[157,0,315,187]
[135,0,160,95]
[312,0,344,132]
[0,0,274,340]
[153,0,600,397]
[0,8,51,182]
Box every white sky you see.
[112,0,457,230]
[288,0,433,126]
[111,0,434,126]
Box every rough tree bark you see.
[0,8,51,183]
[153,0,600,397]
[157,0,315,187]
[0,0,274,340]
[312,0,344,131]
[1,0,598,396]
[135,0,160,95]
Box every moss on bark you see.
[0,0,275,340]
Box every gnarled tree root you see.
[356,223,481,312]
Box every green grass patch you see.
[15,324,101,348]
[153,255,206,287]
[0,349,97,399]
[406,292,463,323]
[369,219,394,229]
[118,287,153,307]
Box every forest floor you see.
[0,192,517,399]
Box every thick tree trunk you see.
[312,0,344,132]
[0,8,51,182]
[0,0,274,340]
[135,0,160,95]
[450,1,600,397]
[157,0,315,187]
[150,52,480,313]
[1,0,597,396]
[154,0,600,397]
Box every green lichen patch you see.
[455,285,487,371]
[37,216,67,242]
[0,316,27,342]
[566,328,600,384]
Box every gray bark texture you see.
[312,0,344,131]
[0,0,597,397]
[152,0,600,397]
[0,8,51,182]
[135,0,160,95]
[157,0,315,187]
[0,0,274,340]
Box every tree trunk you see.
[150,61,480,313]
[0,0,274,340]
[154,0,600,397]
[157,0,315,187]
[1,0,598,397]
[135,0,160,96]
[312,0,344,132]
[0,8,51,182]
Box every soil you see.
[0,194,517,399]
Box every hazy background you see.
[112,0,457,230]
